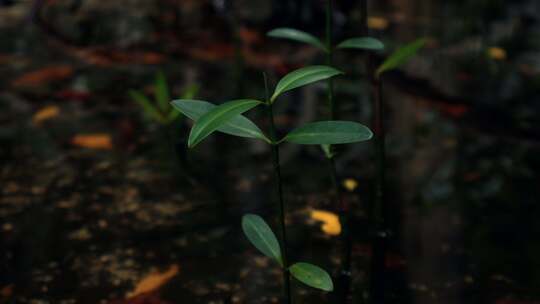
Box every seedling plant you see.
[129,71,198,126]
[172,65,373,303]
[267,5,385,302]
[266,3,427,302]
[130,71,199,177]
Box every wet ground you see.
[1,0,540,303]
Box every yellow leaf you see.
[342,178,359,192]
[311,210,341,236]
[368,17,389,30]
[33,106,60,125]
[71,134,113,150]
[127,264,180,299]
[488,47,507,60]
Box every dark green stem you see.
[369,78,387,304]
[264,73,292,304]
[360,0,368,36]
[328,156,352,304]
[325,2,353,302]
[374,80,386,235]
[326,0,336,120]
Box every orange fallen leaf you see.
[239,27,262,45]
[127,265,180,299]
[310,210,341,236]
[186,43,235,61]
[71,134,113,150]
[106,51,165,65]
[55,89,91,101]
[368,17,389,30]
[111,293,173,304]
[0,284,13,298]
[0,54,13,65]
[488,47,507,61]
[12,66,73,87]
[33,106,60,125]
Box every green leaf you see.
[376,38,427,77]
[337,37,384,51]
[289,262,334,292]
[166,108,181,122]
[154,71,171,112]
[166,84,200,123]
[267,28,327,52]
[321,144,334,159]
[129,90,165,123]
[283,121,373,145]
[187,99,263,148]
[242,214,283,266]
[171,99,269,143]
[271,66,343,102]
[181,84,199,100]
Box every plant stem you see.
[358,1,388,302]
[325,2,353,302]
[373,80,386,230]
[360,0,368,36]
[369,77,387,304]
[328,156,352,304]
[264,73,292,304]
[326,0,336,120]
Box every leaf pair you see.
[172,99,372,148]
[172,99,270,147]
[242,214,334,292]
[171,65,352,148]
[268,27,427,78]
[268,28,384,53]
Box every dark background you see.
[1,0,539,303]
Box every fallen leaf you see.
[0,54,13,64]
[55,89,91,101]
[107,51,165,65]
[33,106,60,125]
[239,27,262,45]
[488,47,507,61]
[385,253,407,269]
[0,284,13,298]
[368,17,389,30]
[71,134,113,150]
[342,178,359,192]
[464,275,474,284]
[110,293,173,304]
[127,265,180,299]
[186,43,235,61]
[310,210,341,236]
[12,66,73,87]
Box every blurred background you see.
[1,0,539,303]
